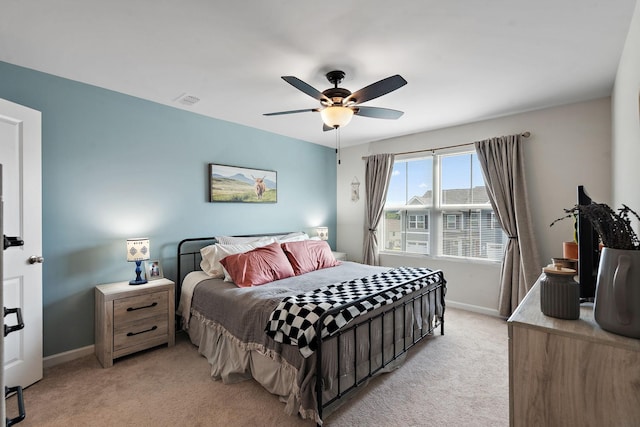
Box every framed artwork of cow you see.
[209,163,277,203]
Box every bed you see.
[176,233,446,425]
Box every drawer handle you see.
[127,325,157,337]
[127,302,158,312]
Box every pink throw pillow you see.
[220,242,295,287]
[281,240,341,276]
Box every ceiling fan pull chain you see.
[336,127,341,165]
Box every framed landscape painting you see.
[209,164,277,203]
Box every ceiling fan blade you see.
[263,108,318,116]
[323,123,334,132]
[345,75,407,105]
[282,76,331,103]
[354,106,404,120]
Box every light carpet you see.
[6,307,509,426]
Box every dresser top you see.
[508,278,640,352]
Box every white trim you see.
[43,344,95,369]
[42,304,498,370]
[446,300,501,318]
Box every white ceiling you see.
[0,1,636,148]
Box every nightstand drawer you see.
[113,291,168,325]
[114,313,168,352]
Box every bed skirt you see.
[187,309,408,424]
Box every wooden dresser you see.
[507,278,640,426]
[95,278,175,368]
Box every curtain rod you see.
[362,131,530,159]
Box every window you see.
[446,214,459,230]
[382,150,506,261]
[409,214,427,229]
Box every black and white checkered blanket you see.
[265,267,441,358]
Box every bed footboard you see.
[315,269,446,424]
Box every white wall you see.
[337,98,611,316]
[612,0,640,227]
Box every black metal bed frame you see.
[176,236,217,306]
[176,236,446,426]
[315,270,445,422]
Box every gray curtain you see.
[363,153,395,266]
[475,135,541,317]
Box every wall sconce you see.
[127,238,150,285]
[316,227,329,241]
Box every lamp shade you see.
[320,106,354,128]
[126,238,150,262]
[316,227,329,241]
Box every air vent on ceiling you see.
[175,93,200,106]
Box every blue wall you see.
[0,61,337,357]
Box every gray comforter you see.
[190,261,390,367]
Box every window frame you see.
[380,148,504,262]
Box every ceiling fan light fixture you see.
[320,106,354,128]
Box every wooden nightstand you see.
[332,251,347,261]
[95,278,175,368]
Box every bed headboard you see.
[175,232,296,306]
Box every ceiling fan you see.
[264,70,407,131]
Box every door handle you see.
[28,255,44,264]
[5,385,26,426]
[4,307,24,337]
[3,235,24,250]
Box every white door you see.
[0,98,43,388]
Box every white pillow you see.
[277,232,309,242]
[215,235,271,245]
[200,238,276,278]
[216,232,307,244]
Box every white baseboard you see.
[40,303,496,369]
[43,344,95,369]
[446,300,501,318]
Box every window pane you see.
[407,158,432,206]
[441,153,488,205]
[386,157,432,206]
[382,210,403,251]
[387,163,407,205]
[406,209,430,254]
[441,209,506,260]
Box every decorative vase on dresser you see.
[551,201,640,339]
[594,247,640,338]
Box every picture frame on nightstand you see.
[144,260,164,280]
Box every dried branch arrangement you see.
[551,203,640,250]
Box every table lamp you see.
[127,238,150,285]
[316,227,329,241]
